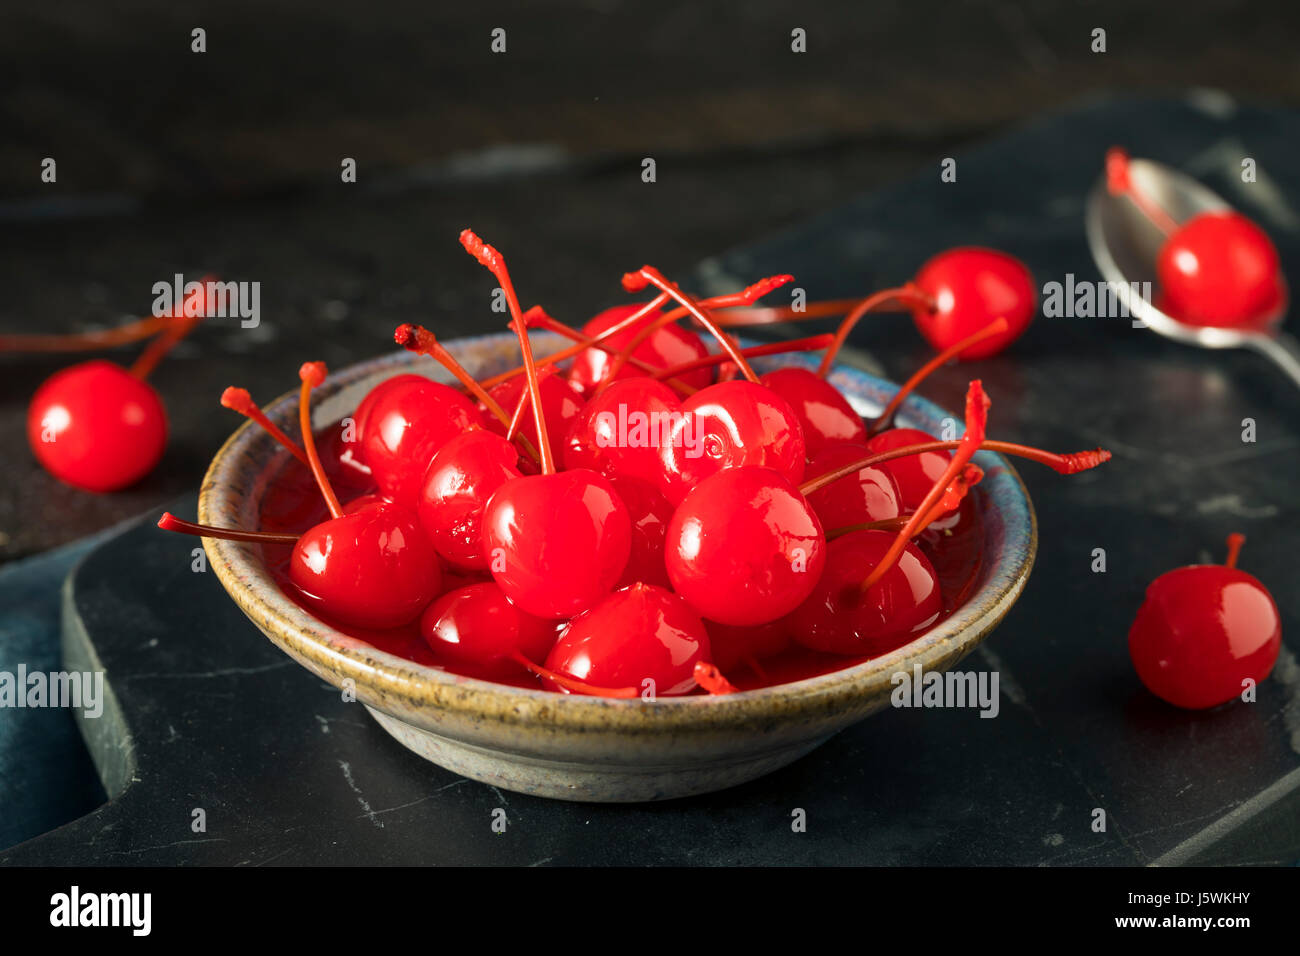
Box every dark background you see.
[2,0,1300,558]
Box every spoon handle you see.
[1247,332,1300,390]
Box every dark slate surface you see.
[3,98,1299,865]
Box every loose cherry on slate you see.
[1107,147,1285,329]
[463,229,632,619]
[23,281,211,492]
[161,362,442,630]
[1128,534,1282,710]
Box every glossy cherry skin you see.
[568,304,713,396]
[657,380,806,506]
[361,377,484,507]
[788,529,941,656]
[666,466,825,627]
[865,427,952,512]
[804,441,903,531]
[759,367,866,458]
[27,360,167,492]
[911,247,1036,359]
[289,500,442,630]
[1128,564,1281,710]
[420,582,556,679]
[1156,211,1284,329]
[484,366,584,455]
[543,583,710,696]
[345,373,427,467]
[610,476,673,589]
[704,618,791,673]
[562,377,683,487]
[417,428,522,571]
[481,468,632,619]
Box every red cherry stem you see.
[816,283,935,377]
[1105,147,1180,237]
[826,463,985,539]
[799,440,1111,496]
[393,323,541,465]
[865,317,1011,436]
[1224,533,1245,569]
[129,275,216,380]
[649,334,836,380]
[298,362,344,519]
[221,387,310,466]
[709,298,867,328]
[693,662,738,695]
[621,266,764,384]
[522,307,696,395]
[0,315,174,353]
[600,274,794,386]
[507,651,639,698]
[860,381,990,592]
[476,293,672,389]
[157,512,300,545]
[460,229,556,475]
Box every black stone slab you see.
[3,97,1298,865]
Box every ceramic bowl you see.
[198,333,1037,802]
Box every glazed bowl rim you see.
[198,332,1038,732]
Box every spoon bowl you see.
[1085,156,1300,386]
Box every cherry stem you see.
[693,662,738,695]
[650,334,835,380]
[393,323,540,465]
[298,362,344,520]
[476,293,672,390]
[865,317,1011,436]
[0,315,174,353]
[621,266,763,384]
[460,230,555,475]
[709,298,867,328]
[861,381,990,592]
[1224,533,1246,570]
[523,307,696,396]
[799,440,1111,497]
[508,651,638,698]
[1106,147,1180,237]
[831,463,984,539]
[221,387,310,466]
[157,512,300,545]
[817,283,934,377]
[600,274,794,387]
[129,275,216,380]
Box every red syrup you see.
[251,421,986,694]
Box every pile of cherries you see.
[159,229,1119,698]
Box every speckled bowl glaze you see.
[199,333,1036,802]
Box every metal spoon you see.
[1085,156,1300,388]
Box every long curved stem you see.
[221,388,310,466]
[817,283,935,377]
[158,512,300,545]
[299,362,344,519]
[1106,147,1179,237]
[0,315,174,353]
[129,275,216,380]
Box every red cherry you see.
[803,441,903,530]
[28,359,167,492]
[704,618,791,673]
[865,427,952,512]
[657,380,807,505]
[1157,212,1284,329]
[910,248,1037,359]
[542,583,710,696]
[345,373,427,466]
[484,365,583,453]
[568,304,712,395]
[610,476,673,589]
[759,366,866,457]
[420,582,556,679]
[290,497,442,629]
[787,529,941,656]
[666,466,825,626]
[417,428,522,571]
[562,376,683,486]
[361,376,484,507]
[1129,534,1281,710]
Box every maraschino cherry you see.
[1107,147,1285,329]
[908,249,1036,359]
[420,582,556,679]
[24,282,211,492]
[1128,533,1281,710]
[464,229,632,619]
[568,303,712,395]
